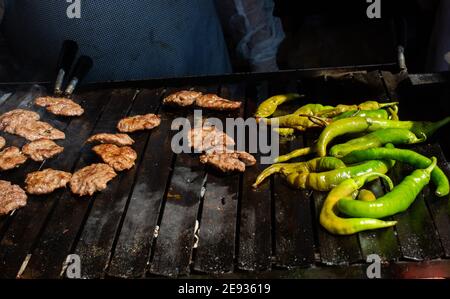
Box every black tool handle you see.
[54,40,78,95]
[64,56,93,97]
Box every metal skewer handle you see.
[54,40,78,95]
[64,55,93,97]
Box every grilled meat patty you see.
[87,133,135,146]
[162,90,241,110]
[0,136,5,150]
[117,114,161,133]
[70,163,117,196]
[0,109,65,141]
[199,151,256,173]
[194,94,242,110]
[92,144,137,171]
[13,120,65,141]
[188,126,235,153]
[25,169,72,195]
[22,139,64,162]
[35,96,84,116]
[0,180,27,215]
[162,90,203,107]
[0,146,28,171]
[0,109,40,131]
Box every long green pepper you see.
[254,93,303,118]
[320,172,397,235]
[253,157,346,188]
[337,158,437,218]
[317,116,450,157]
[342,147,449,197]
[284,159,394,191]
[329,128,426,158]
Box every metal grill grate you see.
[0,69,449,279]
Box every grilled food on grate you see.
[0,146,28,171]
[200,151,256,173]
[22,139,64,162]
[35,96,84,116]
[12,120,65,141]
[162,90,241,111]
[92,144,137,171]
[0,180,27,215]
[25,169,72,195]
[162,90,203,107]
[70,163,117,196]
[0,109,40,132]
[87,133,135,146]
[117,114,161,133]
[194,94,242,111]
[188,126,235,153]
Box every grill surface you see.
[0,70,449,279]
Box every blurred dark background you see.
[230,0,443,73]
[0,0,447,82]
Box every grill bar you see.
[0,70,448,278]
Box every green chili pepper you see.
[317,116,450,157]
[263,104,333,130]
[264,113,330,129]
[317,117,371,157]
[320,172,397,235]
[329,128,426,158]
[252,157,346,188]
[364,116,450,137]
[332,109,389,121]
[284,159,394,191]
[255,93,303,118]
[268,106,390,131]
[292,103,334,115]
[317,101,398,118]
[338,158,437,218]
[342,147,449,197]
[274,146,315,163]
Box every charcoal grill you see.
[0,66,449,279]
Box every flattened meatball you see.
[25,169,72,195]
[199,151,256,173]
[22,139,64,162]
[163,90,203,107]
[35,96,84,116]
[0,180,27,215]
[92,144,137,171]
[194,94,241,111]
[87,133,135,146]
[117,114,161,133]
[70,163,117,196]
[0,146,28,171]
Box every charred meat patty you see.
[162,90,203,107]
[117,114,161,133]
[35,96,84,116]
[22,139,64,162]
[87,133,135,146]
[0,180,27,215]
[25,169,72,195]
[92,144,137,171]
[0,146,28,171]
[0,109,40,132]
[70,163,117,196]
[199,151,256,173]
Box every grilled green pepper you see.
[320,172,397,235]
[338,158,437,218]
